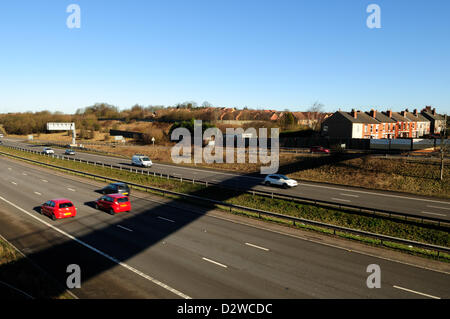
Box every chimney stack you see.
[351,109,357,119]
[414,109,418,116]
[432,108,436,115]
[401,110,406,117]
[386,110,392,118]
[370,109,377,118]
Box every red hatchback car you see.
[310,146,330,154]
[95,194,131,215]
[41,198,77,220]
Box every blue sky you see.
[0,0,449,114]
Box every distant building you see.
[421,106,446,135]
[322,108,433,139]
[403,109,430,138]
[321,110,379,139]
[366,109,397,139]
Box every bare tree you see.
[307,101,325,130]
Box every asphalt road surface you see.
[0,155,449,298]
[1,138,450,222]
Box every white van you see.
[131,154,152,167]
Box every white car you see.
[263,174,298,188]
[43,147,55,155]
[131,154,152,167]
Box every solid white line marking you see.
[34,192,41,196]
[11,182,17,185]
[67,188,76,192]
[157,216,175,223]
[340,193,359,198]
[0,195,191,299]
[202,257,228,268]
[331,197,350,202]
[245,242,269,251]
[393,285,440,299]
[427,205,450,210]
[41,179,48,183]
[117,225,133,232]
[421,211,446,217]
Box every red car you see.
[310,146,330,154]
[41,198,77,220]
[95,194,131,215]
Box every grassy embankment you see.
[0,145,448,261]
[0,235,73,299]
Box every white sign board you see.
[47,122,75,131]
[114,135,124,141]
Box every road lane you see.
[2,139,449,221]
[0,156,449,298]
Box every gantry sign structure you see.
[46,122,76,145]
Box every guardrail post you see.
[206,181,208,187]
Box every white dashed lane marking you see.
[202,257,228,268]
[245,242,270,251]
[157,216,175,223]
[116,225,133,232]
[426,205,450,211]
[331,197,351,202]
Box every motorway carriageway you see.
[2,138,450,222]
[0,156,449,298]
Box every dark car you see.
[65,149,75,155]
[100,182,130,196]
